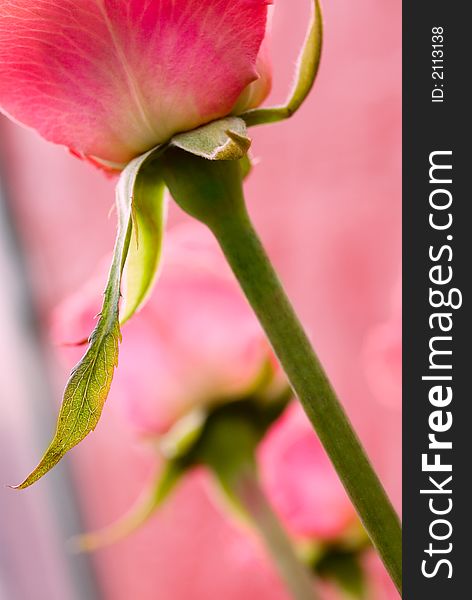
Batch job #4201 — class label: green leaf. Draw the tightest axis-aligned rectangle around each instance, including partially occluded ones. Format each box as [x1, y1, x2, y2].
[120, 168, 167, 324]
[70, 462, 183, 552]
[13, 148, 160, 489]
[170, 117, 251, 160]
[241, 0, 323, 127]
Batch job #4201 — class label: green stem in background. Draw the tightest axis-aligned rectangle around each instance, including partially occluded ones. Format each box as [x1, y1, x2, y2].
[160, 150, 402, 595]
[193, 406, 317, 600]
[233, 467, 317, 600]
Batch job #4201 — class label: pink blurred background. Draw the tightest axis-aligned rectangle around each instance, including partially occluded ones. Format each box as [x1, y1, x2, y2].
[0, 1, 401, 598]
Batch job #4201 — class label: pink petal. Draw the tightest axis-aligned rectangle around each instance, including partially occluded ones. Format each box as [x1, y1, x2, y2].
[232, 37, 272, 114]
[0, 0, 270, 165]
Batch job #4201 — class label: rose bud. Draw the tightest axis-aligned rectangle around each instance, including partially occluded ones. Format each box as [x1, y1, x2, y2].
[0, 0, 271, 169]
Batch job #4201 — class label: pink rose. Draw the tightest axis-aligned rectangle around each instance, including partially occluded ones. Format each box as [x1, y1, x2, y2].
[259, 403, 356, 540]
[0, 0, 271, 168]
[52, 223, 272, 435]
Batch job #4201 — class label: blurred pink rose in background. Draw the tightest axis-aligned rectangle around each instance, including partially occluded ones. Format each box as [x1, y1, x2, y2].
[259, 403, 356, 540]
[51, 219, 363, 599]
[0, 0, 271, 167]
[0, 0, 401, 598]
[52, 223, 273, 436]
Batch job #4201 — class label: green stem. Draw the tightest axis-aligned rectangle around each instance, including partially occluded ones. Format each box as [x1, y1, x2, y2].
[233, 467, 317, 600]
[160, 152, 402, 595]
[212, 206, 402, 594]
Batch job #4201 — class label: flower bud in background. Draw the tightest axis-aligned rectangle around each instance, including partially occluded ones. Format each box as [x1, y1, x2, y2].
[0, 0, 271, 168]
[259, 403, 356, 540]
[52, 223, 273, 436]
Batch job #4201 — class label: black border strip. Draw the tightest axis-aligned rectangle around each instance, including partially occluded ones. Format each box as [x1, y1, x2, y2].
[403, 4, 470, 597]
